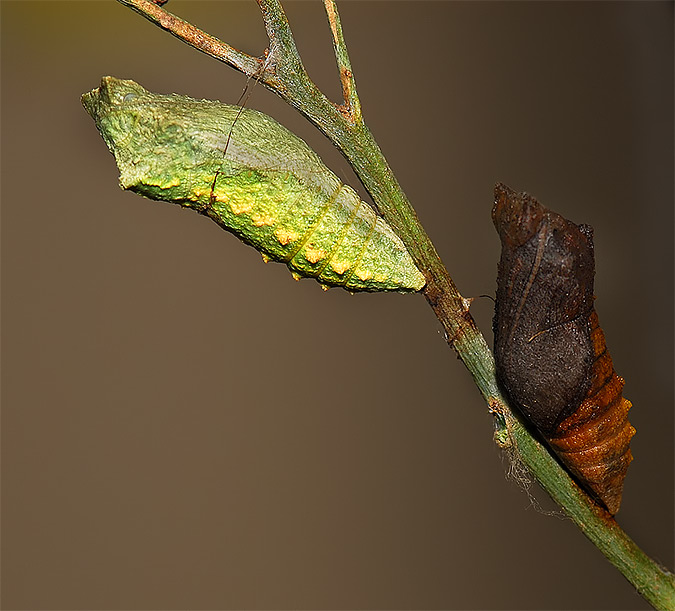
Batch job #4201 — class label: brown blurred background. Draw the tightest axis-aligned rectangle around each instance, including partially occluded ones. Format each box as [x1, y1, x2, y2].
[2, 2, 672, 609]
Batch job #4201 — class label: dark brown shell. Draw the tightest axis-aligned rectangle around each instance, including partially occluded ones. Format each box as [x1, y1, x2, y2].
[492, 183, 635, 514]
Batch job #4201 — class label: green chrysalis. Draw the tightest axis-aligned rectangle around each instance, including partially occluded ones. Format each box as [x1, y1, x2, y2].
[82, 77, 425, 292]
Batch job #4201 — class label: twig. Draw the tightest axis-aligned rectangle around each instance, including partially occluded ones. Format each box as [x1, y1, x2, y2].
[323, 0, 361, 121]
[256, 0, 298, 68]
[501, 411, 675, 610]
[114, 1, 675, 608]
[117, 0, 262, 77]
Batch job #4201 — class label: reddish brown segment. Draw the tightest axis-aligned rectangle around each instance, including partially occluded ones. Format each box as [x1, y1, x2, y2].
[548, 310, 635, 515]
[492, 183, 635, 514]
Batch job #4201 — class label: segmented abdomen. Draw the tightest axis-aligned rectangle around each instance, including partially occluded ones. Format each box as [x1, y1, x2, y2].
[548, 310, 635, 515]
[196, 163, 425, 292]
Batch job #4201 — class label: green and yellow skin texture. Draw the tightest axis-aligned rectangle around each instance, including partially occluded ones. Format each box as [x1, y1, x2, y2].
[82, 77, 425, 292]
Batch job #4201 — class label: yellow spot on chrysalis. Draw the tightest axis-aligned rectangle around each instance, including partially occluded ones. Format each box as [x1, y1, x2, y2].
[229, 199, 253, 215]
[275, 228, 299, 245]
[291, 271, 302, 282]
[320, 284, 330, 292]
[261, 253, 270, 264]
[355, 268, 373, 282]
[153, 176, 181, 188]
[251, 212, 275, 227]
[330, 260, 350, 275]
[304, 246, 327, 264]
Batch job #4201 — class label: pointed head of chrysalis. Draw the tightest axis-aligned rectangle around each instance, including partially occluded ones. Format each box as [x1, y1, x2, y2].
[492, 183, 596, 434]
[81, 76, 235, 201]
[492, 183, 634, 514]
[81, 78, 154, 182]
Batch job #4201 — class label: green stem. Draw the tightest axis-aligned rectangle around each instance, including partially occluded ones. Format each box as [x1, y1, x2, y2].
[115, 0, 675, 608]
[323, 0, 361, 120]
[503, 412, 675, 610]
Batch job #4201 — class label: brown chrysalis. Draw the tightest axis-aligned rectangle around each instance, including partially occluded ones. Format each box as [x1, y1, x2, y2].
[492, 183, 635, 515]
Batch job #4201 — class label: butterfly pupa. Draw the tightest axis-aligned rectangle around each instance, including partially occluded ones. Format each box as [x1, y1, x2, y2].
[81, 77, 425, 293]
[492, 183, 635, 515]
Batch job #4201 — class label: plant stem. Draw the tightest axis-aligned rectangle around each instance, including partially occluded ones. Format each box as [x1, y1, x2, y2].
[115, 0, 675, 608]
[323, 0, 361, 121]
[117, 0, 261, 75]
[502, 411, 675, 610]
